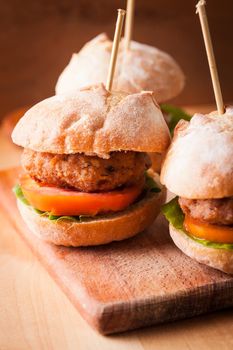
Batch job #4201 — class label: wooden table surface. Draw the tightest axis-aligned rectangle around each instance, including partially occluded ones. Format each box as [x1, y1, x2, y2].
[0, 105, 233, 350]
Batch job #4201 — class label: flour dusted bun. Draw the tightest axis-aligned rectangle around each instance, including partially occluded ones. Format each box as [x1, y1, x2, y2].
[161, 107, 233, 199]
[55, 33, 185, 103]
[17, 184, 166, 247]
[169, 224, 233, 274]
[56, 34, 111, 97]
[12, 83, 170, 156]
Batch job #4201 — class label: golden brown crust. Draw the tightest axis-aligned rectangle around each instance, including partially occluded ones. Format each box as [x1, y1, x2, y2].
[17, 186, 166, 247]
[21, 149, 149, 192]
[12, 84, 170, 156]
[178, 197, 233, 226]
[55, 33, 185, 103]
[161, 107, 233, 198]
[169, 224, 233, 275]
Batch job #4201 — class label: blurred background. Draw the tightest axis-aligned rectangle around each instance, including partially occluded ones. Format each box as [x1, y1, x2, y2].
[0, 0, 232, 118]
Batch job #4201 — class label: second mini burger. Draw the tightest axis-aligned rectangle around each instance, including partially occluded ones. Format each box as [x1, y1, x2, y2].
[161, 108, 233, 274]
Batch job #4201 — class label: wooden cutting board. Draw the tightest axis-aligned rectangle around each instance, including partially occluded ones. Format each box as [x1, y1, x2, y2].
[1, 167, 233, 335]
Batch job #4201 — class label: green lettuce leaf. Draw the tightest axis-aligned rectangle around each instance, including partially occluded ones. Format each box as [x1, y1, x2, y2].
[162, 197, 233, 251]
[145, 172, 161, 193]
[13, 184, 30, 206]
[162, 197, 184, 230]
[160, 104, 191, 135]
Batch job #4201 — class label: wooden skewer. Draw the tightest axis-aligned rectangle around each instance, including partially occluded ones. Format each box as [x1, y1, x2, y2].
[196, 0, 225, 114]
[124, 0, 135, 51]
[106, 9, 126, 91]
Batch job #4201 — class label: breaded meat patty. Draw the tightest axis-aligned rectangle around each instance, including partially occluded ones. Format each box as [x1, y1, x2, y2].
[22, 149, 151, 192]
[179, 197, 233, 226]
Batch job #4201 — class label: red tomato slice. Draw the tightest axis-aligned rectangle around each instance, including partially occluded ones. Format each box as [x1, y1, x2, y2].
[184, 215, 233, 244]
[20, 174, 143, 216]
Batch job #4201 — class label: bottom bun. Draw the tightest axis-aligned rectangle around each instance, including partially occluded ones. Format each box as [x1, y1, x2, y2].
[169, 224, 233, 274]
[17, 187, 166, 247]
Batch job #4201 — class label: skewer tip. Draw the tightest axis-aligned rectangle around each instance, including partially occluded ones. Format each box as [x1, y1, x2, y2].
[196, 0, 225, 115]
[196, 0, 206, 14]
[117, 9, 126, 16]
[105, 9, 126, 91]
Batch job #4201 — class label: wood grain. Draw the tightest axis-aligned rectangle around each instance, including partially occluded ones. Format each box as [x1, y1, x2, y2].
[1, 166, 233, 334]
[1, 204, 233, 350]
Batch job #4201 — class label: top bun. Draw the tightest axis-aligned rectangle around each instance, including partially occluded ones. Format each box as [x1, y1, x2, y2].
[161, 107, 233, 199]
[55, 33, 185, 103]
[12, 84, 170, 157]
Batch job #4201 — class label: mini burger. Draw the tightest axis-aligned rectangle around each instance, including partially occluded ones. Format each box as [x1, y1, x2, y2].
[55, 33, 187, 172]
[12, 84, 170, 247]
[55, 34, 185, 104]
[161, 108, 233, 274]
